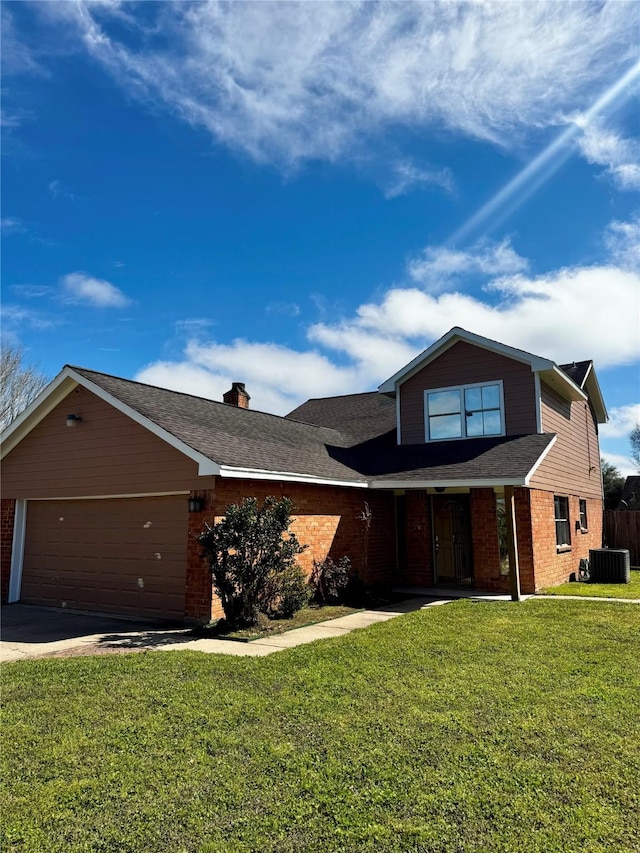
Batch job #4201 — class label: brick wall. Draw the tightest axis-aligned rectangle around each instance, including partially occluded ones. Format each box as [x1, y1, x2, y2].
[186, 480, 397, 620]
[403, 490, 432, 585]
[1, 499, 16, 602]
[529, 489, 603, 590]
[513, 488, 535, 594]
[470, 488, 509, 592]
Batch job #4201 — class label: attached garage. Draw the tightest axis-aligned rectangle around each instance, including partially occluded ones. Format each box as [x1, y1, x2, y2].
[20, 496, 187, 619]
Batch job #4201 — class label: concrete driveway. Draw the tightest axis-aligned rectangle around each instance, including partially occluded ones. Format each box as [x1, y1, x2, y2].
[1, 604, 193, 662]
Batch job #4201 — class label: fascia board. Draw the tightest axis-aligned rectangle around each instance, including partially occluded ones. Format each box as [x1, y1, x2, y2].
[369, 477, 527, 489]
[378, 327, 552, 393]
[523, 435, 558, 484]
[584, 367, 609, 424]
[218, 465, 368, 488]
[0, 371, 78, 458]
[540, 366, 588, 403]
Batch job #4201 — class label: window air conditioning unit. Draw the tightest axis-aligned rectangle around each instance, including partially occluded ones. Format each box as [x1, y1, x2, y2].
[588, 549, 631, 584]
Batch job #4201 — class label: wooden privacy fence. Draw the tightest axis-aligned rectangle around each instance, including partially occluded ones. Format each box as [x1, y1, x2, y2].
[603, 510, 640, 566]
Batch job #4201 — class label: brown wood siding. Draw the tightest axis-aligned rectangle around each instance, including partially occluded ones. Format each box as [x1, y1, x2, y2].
[1, 386, 210, 498]
[399, 341, 537, 444]
[528, 382, 602, 499]
[21, 496, 187, 618]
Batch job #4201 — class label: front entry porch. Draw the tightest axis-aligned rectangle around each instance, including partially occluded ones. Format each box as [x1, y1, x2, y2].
[394, 487, 513, 596]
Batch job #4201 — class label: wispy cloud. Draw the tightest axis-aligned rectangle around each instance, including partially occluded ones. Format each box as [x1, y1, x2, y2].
[134, 216, 639, 413]
[384, 160, 454, 199]
[42, 1, 636, 169]
[407, 238, 529, 291]
[10, 284, 52, 298]
[575, 121, 640, 190]
[1, 305, 61, 340]
[1, 217, 26, 234]
[48, 179, 76, 201]
[61, 272, 130, 307]
[265, 301, 301, 317]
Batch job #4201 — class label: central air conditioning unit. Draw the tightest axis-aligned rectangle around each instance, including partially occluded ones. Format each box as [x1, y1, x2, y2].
[588, 549, 631, 584]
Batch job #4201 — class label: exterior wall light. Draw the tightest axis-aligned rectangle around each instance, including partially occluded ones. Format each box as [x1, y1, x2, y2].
[188, 497, 204, 513]
[434, 486, 446, 493]
[66, 414, 82, 427]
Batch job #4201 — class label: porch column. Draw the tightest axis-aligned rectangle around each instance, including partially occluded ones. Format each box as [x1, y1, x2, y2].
[504, 486, 521, 602]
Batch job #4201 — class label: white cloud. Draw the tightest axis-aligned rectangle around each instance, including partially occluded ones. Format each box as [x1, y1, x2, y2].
[384, 160, 454, 199]
[600, 451, 637, 479]
[61, 272, 130, 307]
[46, 1, 636, 167]
[605, 217, 640, 270]
[408, 237, 529, 289]
[575, 121, 640, 190]
[0, 217, 25, 234]
[600, 405, 640, 440]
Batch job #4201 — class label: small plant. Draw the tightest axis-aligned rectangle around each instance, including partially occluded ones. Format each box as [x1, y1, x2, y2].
[272, 565, 311, 619]
[310, 556, 352, 605]
[197, 496, 306, 629]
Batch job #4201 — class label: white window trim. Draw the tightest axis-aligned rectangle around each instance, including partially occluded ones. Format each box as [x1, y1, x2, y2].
[423, 380, 505, 443]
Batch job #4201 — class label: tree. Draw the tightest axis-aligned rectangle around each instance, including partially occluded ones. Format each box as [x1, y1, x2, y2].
[601, 458, 625, 510]
[630, 424, 640, 473]
[0, 345, 48, 431]
[197, 496, 307, 628]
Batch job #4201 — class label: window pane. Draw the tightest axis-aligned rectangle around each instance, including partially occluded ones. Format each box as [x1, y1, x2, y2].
[428, 390, 461, 416]
[483, 411, 502, 435]
[430, 414, 462, 439]
[482, 385, 500, 409]
[464, 387, 482, 411]
[466, 411, 483, 436]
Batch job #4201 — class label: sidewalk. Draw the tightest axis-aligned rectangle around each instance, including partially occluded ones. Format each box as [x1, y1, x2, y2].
[156, 597, 454, 657]
[1, 597, 454, 662]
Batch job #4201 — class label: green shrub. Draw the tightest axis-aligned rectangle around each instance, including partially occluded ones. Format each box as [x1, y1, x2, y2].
[310, 556, 352, 605]
[272, 564, 311, 619]
[197, 496, 306, 629]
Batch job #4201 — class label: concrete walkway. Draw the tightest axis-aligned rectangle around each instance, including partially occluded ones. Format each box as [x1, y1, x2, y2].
[1, 597, 454, 662]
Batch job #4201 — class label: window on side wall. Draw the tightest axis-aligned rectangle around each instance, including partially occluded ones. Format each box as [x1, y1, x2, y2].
[579, 499, 588, 532]
[554, 495, 571, 550]
[424, 381, 504, 442]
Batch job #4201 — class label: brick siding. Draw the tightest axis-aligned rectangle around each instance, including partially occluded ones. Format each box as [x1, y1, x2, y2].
[470, 488, 509, 592]
[529, 490, 603, 590]
[186, 480, 397, 621]
[1, 499, 16, 602]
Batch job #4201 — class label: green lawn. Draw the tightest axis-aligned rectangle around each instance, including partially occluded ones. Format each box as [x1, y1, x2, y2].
[541, 568, 640, 599]
[2, 599, 639, 853]
[198, 604, 360, 640]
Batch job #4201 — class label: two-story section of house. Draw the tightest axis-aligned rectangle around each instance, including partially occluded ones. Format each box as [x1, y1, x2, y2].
[369, 327, 608, 594]
[1, 327, 607, 621]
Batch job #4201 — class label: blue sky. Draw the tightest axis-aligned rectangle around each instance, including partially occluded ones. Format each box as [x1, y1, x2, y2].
[2, 1, 639, 473]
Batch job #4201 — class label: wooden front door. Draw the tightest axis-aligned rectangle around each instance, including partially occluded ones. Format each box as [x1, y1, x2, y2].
[432, 495, 474, 587]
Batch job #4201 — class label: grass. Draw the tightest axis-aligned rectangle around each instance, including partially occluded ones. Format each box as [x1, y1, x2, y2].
[541, 567, 640, 599]
[198, 604, 360, 640]
[2, 599, 640, 853]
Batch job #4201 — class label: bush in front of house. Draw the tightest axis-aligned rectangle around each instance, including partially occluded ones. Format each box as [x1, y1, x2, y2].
[197, 496, 307, 629]
[310, 556, 352, 605]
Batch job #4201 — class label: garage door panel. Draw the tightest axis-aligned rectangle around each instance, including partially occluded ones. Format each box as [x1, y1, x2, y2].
[21, 497, 188, 618]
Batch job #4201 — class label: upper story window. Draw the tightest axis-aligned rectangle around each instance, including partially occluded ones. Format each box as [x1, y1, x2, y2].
[424, 381, 504, 441]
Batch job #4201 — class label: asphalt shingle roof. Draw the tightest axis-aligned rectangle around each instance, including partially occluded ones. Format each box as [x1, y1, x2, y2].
[559, 360, 592, 388]
[70, 366, 555, 485]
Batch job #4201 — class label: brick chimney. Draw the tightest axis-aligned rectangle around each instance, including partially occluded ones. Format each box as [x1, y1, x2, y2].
[223, 382, 250, 409]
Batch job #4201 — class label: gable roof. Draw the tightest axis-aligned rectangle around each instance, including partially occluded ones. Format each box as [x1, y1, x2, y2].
[559, 360, 608, 424]
[378, 327, 590, 409]
[1, 363, 557, 490]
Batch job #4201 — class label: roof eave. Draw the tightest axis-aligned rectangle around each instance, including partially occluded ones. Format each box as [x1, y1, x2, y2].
[378, 327, 553, 394]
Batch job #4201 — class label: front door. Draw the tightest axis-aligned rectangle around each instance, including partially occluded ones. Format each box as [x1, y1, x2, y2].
[432, 495, 474, 587]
